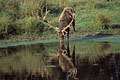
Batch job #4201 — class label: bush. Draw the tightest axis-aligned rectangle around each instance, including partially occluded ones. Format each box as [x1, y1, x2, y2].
[0, 0, 20, 39]
[0, 11, 15, 38]
[92, 12, 111, 29]
[16, 17, 48, 34]
[0, 0, 49, 39]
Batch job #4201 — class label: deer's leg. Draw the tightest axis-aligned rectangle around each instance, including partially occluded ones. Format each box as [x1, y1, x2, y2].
[60, 35, 64, 45]
[72, 41, 75, 66]
[66, 39, 70, 57]
[66, 28, 69, 43]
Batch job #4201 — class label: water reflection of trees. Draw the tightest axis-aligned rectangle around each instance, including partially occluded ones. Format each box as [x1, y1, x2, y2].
[0, 43, 55, 80]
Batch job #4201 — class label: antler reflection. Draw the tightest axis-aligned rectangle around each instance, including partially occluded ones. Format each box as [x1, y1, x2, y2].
[59, 41, 78, 80]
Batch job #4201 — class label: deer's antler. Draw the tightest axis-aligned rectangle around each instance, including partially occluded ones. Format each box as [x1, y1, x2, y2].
[43, 8, 50, 21]
[40, 7, 60, 34]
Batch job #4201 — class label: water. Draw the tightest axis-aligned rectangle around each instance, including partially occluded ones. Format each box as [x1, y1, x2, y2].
[0, 35, 120, 80]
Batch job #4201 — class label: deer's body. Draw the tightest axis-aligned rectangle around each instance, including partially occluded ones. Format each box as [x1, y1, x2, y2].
[59, 7, 75, 43]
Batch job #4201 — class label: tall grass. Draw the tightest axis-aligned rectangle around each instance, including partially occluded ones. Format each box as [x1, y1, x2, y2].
[16, 17, 48, 34]
[85, 0, 96, 11]
[19, 0, 46, 17]
[59, 0, 70, 7]
[0, 0, 48, 39]
[0, 0, 120, 39]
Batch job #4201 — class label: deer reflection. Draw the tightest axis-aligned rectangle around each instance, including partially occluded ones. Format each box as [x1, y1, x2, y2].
[59, 41, 78, 80]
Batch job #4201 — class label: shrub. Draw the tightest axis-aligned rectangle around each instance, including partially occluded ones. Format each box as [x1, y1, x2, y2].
[0, 11, 15, 38]
[16, 17, 48, 34]
[0, 0, 49, 39]
[92, 12, 111, 29]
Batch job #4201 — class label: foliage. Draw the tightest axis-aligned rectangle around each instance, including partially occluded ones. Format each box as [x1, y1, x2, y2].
[93, 12, 111, 29]
[0, 0, 48, 39]
[75, 0, 120, 31]
[19, 0, 46, 17]
[0, 0, 120, 39]
[0, 11, 16, 38]
[16, 17, 48, 34]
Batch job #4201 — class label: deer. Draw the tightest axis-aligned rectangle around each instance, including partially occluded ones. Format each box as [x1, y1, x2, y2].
[40, 7, 76, 45]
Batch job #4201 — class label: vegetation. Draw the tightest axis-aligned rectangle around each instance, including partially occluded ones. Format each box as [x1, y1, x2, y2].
[0, 0, 120, 41]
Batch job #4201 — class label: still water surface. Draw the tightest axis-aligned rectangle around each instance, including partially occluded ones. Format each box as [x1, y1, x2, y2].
[0, 35, 120, 80]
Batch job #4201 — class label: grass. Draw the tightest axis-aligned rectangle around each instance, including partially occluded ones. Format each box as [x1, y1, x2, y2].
[0, 0, 120, 42]
[74, 0, 120, 29]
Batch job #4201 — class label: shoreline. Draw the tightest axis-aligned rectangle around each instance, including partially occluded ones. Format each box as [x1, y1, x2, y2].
[0, 28, 120, 47]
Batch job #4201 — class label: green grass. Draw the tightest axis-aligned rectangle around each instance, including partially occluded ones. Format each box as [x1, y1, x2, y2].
[74, 0, 120, 30]
[0, 0, 120, 40]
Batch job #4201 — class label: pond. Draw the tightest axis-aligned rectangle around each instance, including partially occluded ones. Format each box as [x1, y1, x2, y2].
[0, 35, 120, 80]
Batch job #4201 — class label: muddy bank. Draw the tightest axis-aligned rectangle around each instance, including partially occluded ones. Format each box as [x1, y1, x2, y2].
[0, 29, 120, 45]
